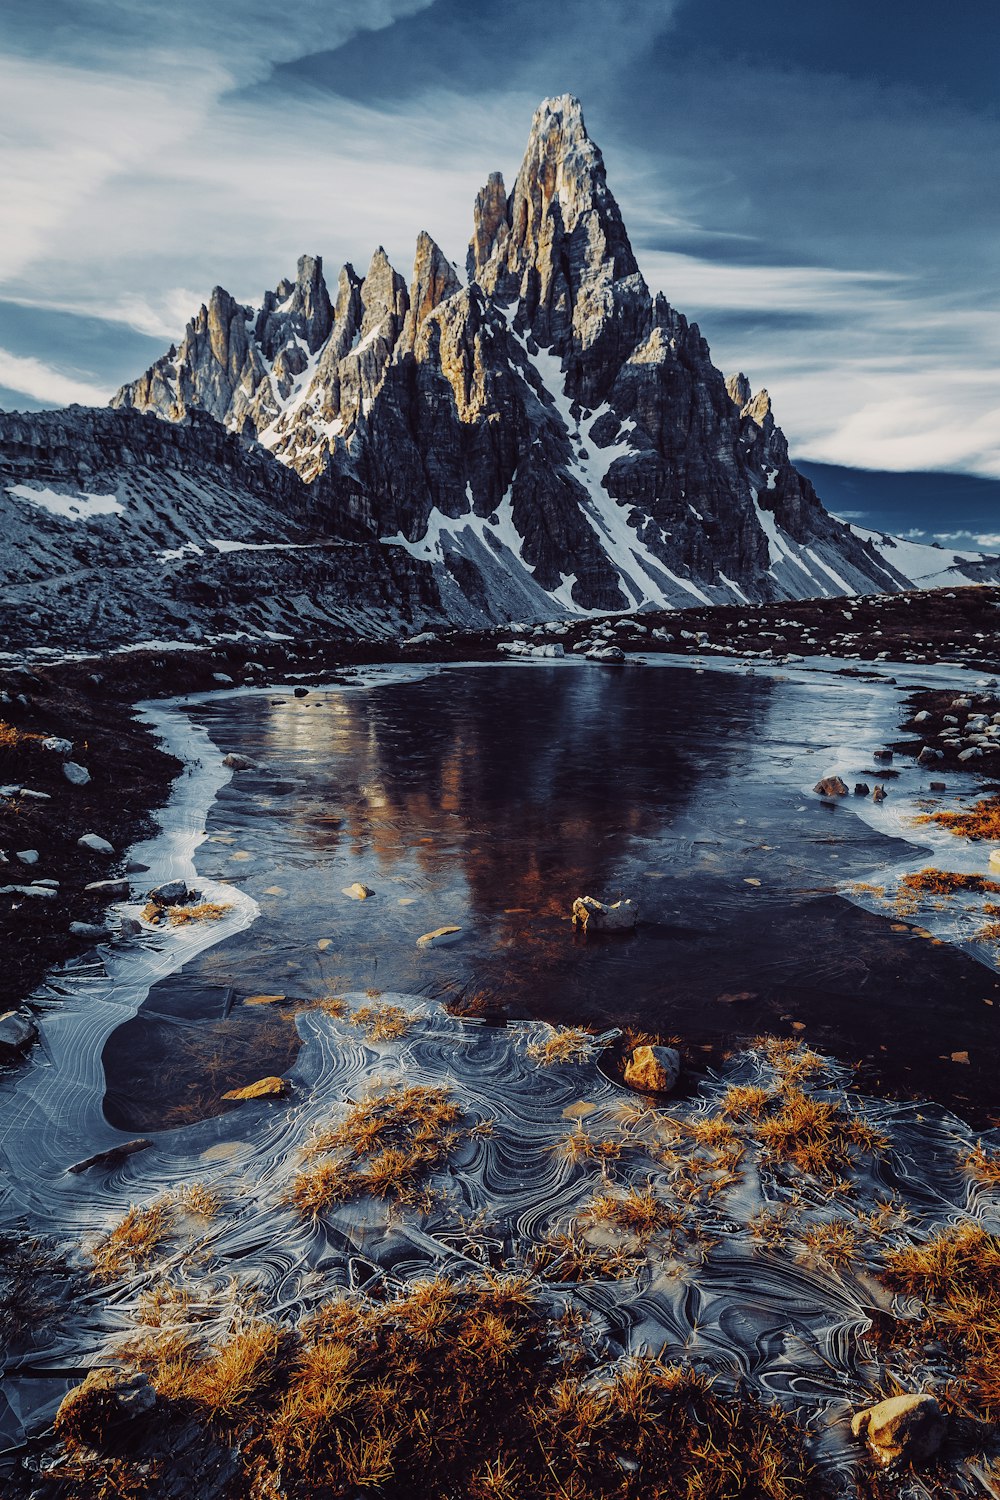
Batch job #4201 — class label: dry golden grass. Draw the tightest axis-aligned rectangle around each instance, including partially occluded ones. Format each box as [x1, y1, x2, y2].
[90, 1201, 173, 1282]
[112, 1274, 826, 1499]
[962, 1142, 1000, 1185]
[167, 901, 232, 926]
[349, 1001, 411, 1041]
[720, 1084, 774, 1120]
[755, 1088, 888, 1179]
[587, 1186, 672, 1244]
[289, 1085, 465, 1215]
[528, 1232, 642, 1283]
[881, 1223, 1000, 1417]
[914, 797, 1000, 841]
[898, 867, 1000, 895]
[0, 721, 42, 751]
[748, 1207, 794, 1249]
[751, 1037, 827, 1084]
[173, 1183, 222, 1219]
[798, 1219, 858, 1268]
[555, 1128, 622, 1166]
[975, 921, 1000, 943]
[526, 1026, 597, 1065]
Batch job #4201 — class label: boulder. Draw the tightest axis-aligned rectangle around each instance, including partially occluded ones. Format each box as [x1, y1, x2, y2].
[63, 761, 91, 786]
[814, 776, 848, 797]
[67, 1138, 153, 1174]
[0, 884, 56, 899]
[78, 833, 114, 855]
[0, 1009, 38, 1060]
[917, 746, 943, 766]
[572, 896, 639, 932]
[624, 1044, 681, 1094]
[54, 1369, 157, 1448]
[851, 1393, 945, 1467]
[146, 879, 189, 907]
[872, 785, 888, 803]
[293, 686, 309, 698]
[42, 736, 73, 754]
[343, 882, 374, 900]
[929, 781, 946, 792]
[222, 1076, 290, 1101]
[223, 752, 257, 770]
[854, 783, 870, 797]
[15, 849, 39, 864]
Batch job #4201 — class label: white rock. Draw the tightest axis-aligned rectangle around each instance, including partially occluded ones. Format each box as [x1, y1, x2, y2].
[15, 849, 39, 865]
[78, 833, 114, 855]
[63, 762, 91, 786]
[0, 884, 56, 899]
[42, 736, 73, 755]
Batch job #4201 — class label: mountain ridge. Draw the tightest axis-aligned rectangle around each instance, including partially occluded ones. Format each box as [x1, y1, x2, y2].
[112, 94, 924, 616]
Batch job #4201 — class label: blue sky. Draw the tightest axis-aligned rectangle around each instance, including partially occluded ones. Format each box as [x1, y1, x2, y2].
[1, 0, 998, 501]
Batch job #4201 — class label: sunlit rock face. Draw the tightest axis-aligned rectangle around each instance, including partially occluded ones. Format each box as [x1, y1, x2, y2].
[113, 95, 909, 616]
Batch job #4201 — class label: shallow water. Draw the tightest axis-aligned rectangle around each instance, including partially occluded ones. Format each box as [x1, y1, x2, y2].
[105, 663, 1000, 1125]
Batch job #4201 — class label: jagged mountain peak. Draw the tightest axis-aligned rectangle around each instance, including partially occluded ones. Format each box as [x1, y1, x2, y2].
[110, 94, 913, 619]
[472, 92, 641, 351]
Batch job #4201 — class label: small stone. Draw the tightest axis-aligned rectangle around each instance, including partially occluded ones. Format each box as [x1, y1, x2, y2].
[872, 785, 887, 803]
[572, 895, 639, 932]
[293, 686, 309, 698]
[916, 746, 942, 766]
[84, 879, 129, 899]
[212, 672, 234, 685]
[851, 1393, 945, 1467]
[0, 1010, 38, 1060]
[929, 781, 946, 792]
[854, 783, 870, 797]
[70, 921, 107, 940]
[146, 880, 189, 907]
[624, 1044, 681, 1094]
[223, 753, 257, 770]
[15, 848, 39, 865]
[873, 749, 893, 763]
[417, 926, 463, 947]
[63, 761, 91, 786]
[67, 1138, 153, 1173]
[42, 736, 73, 754]
[813, 776, 848, 797]
[78, 833, 114, 855]
[343, 882, 375, 900]
[222, 1076, 289, 1101]
[0, 883, 56, 898]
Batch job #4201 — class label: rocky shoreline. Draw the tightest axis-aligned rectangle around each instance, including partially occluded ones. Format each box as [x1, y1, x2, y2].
[5, 584, 1000, 1060]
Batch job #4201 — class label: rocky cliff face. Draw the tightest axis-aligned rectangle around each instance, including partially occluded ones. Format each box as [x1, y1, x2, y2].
[112, 95, 911, 614]
[0, 407, 444, 651]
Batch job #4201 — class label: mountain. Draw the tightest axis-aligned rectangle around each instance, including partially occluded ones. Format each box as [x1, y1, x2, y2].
[0, 406, 443, 651]
[111, 95, 926, 617]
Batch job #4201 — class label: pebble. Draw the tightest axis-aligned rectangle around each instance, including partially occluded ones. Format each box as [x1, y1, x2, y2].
[63, 762, 91, 786]
[78, 833, 114, 855]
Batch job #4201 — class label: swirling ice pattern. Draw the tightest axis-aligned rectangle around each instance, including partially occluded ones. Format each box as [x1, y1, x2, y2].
[0, 687, 998, 1499]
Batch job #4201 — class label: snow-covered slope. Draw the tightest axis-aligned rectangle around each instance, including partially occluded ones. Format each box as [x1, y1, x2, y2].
[845, 523, 1000, 590]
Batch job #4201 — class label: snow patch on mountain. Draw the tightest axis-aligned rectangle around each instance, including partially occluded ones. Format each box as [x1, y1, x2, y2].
[7, 484, 125, 521]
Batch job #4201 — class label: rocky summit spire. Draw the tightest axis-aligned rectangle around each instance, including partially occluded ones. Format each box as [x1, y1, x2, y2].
[400, 231, 461, 353]
[473, 95, 640, 341]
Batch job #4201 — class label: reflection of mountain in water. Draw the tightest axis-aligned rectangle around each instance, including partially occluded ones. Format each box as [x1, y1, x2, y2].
[289, 667, 750, 920]
[104, 667, 1000, 1127]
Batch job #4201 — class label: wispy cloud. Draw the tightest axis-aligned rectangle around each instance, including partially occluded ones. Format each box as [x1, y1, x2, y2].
[0, 347, 111, 406]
